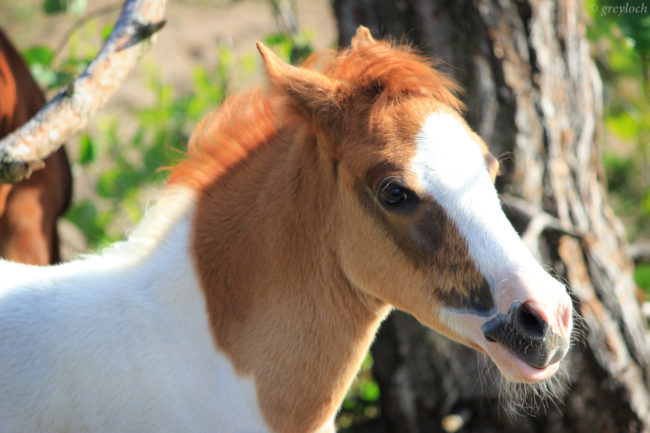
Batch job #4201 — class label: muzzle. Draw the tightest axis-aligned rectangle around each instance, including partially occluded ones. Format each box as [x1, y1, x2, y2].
[481, 301, 569, 369]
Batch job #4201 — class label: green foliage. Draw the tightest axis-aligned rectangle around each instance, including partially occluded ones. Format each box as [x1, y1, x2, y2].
[606, 109, 643, 140]
[21, 45, 61, 88]
[264, 31, 313, 65]
[22, 22, 100, 89]
[337, 354, 381, 431]
[22, 45, 55, 66]
[43, 0, 87, 15]
[586, 0, 650, 241]
[19, 4, 322, 249]
[64, 200, 113, 246]
[62, 51, 236, 248]
[77, 133, 97, 166]
[616, 2, 650, 71]
[602, 152, 650, 241]
[586, 1, 650, 301]
[635, 264, 650, 294]
[49, 18, 321, 249]
[587, 0, 650, 59]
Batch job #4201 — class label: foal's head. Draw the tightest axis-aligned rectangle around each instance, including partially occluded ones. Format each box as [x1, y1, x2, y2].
[257, 28, 573, 386]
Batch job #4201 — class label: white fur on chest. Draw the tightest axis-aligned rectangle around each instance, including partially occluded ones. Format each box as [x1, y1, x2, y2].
[0, 188, 271, 433]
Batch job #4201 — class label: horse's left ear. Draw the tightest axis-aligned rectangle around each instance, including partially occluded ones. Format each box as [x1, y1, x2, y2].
[256, 42, 344, 120]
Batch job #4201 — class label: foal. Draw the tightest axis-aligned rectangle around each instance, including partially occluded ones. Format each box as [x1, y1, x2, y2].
[0, 27, 572, 433]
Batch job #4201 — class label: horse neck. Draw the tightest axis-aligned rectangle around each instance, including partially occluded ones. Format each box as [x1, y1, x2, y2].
[190, 125, 391, 432]
[80, 188, 205, 324]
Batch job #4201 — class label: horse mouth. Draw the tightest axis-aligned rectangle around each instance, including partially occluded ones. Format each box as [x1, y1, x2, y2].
[480, 301, 569, 378]
[485, 340, 562, 383]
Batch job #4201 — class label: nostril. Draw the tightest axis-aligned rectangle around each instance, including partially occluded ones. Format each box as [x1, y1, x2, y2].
[513, 302, 548, 340]
[483, 301, 569, 369]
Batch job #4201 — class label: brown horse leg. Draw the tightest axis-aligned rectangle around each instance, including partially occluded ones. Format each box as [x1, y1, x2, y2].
[0, 186, 50, 265]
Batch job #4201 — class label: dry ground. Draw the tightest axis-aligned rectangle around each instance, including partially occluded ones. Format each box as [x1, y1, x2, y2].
[1, 0, 336, 102]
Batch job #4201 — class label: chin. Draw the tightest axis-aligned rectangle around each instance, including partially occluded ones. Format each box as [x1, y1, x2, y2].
[484, 352, 571, 417]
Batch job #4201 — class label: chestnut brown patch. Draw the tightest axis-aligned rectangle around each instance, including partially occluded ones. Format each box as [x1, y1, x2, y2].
[354, 179, 494, 313]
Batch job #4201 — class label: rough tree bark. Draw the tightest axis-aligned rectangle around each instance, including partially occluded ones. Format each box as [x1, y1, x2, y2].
[333, 1, 650, 432]
[0, 0, 167, 184]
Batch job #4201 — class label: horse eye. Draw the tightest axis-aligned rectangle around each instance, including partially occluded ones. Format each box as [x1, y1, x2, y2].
[378, 179, 413, 207]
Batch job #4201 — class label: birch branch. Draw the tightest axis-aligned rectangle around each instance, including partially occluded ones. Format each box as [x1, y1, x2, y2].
[0, 0, 167, 184]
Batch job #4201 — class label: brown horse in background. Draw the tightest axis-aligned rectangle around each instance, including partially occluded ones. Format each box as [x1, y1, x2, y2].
[0, 28, 72, 264]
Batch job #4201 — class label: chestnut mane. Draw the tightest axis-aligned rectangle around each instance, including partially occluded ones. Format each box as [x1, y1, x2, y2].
[168, 41, 462, 190]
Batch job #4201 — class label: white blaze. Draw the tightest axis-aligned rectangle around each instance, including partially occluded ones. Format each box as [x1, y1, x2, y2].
[412, 110, 537, 281]
[412, 110, 573, 383]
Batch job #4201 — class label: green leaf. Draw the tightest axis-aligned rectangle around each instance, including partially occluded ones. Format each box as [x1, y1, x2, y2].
[617, 2, 650, 55]
[68, 0, 86, 15]
[360, 353, 374, 371]
[642, 190, 650, 215]
[129, 129, 145, 149]
[28, 64, 59, 88]
[22, 46, 54, 67]
[216, 45, 234, 82]
[634, 264, 650, 293]
[124, 197, 143, 224]
[101, 23, 114, 41]
[78, 133, 97, 165]
[603, 153, 638, 192]
[264, 33, 291, 46]
[290, 44, 312, 65]
[43, 0, 68, 14]
[144, 134, 172, 173]
[240, 53, 257, 75]
[608, 42, 643, 75]
[43, 0, 86, 15]
[96, 167, 142, 198]
[360, 380, 380, 402]
[605, 110, 641, 140]
[63, 200, 108, 247]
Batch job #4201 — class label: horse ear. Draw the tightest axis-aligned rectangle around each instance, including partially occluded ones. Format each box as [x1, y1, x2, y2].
[350, 26, 376, 49]
[256, 42, 342, 120]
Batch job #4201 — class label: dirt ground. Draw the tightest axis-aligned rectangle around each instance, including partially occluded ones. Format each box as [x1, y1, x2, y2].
[1, 0, 336, 104]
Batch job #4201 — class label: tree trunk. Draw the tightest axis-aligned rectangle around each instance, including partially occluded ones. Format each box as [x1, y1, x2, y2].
[333, 1, 650, 432]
